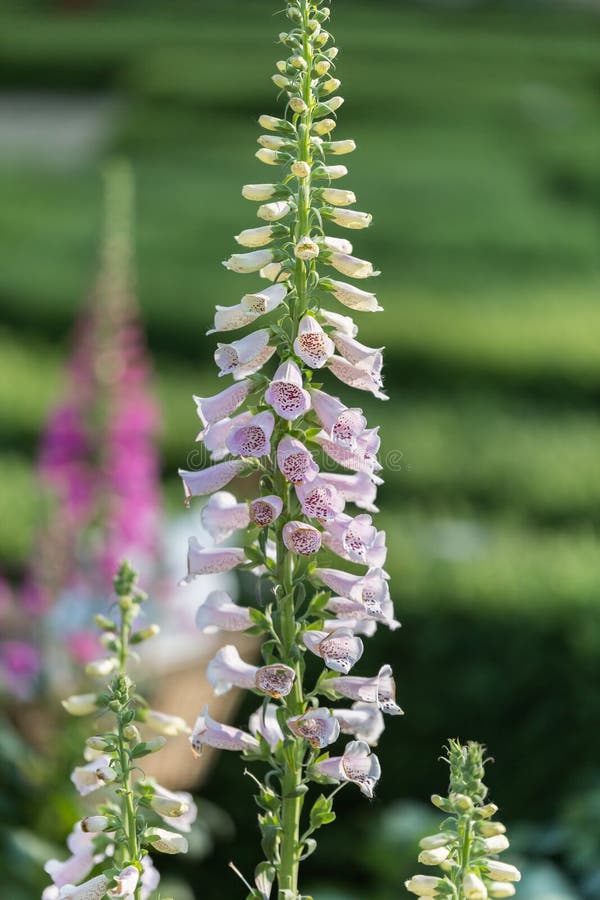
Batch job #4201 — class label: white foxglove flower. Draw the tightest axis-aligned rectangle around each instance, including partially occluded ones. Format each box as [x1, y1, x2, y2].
[242, 183, 280, 201]
[200, 489, 250, 542]
[320, 307, 358, 336]
[332, 331, 383, 366]
[190, 707, 260, 756]
[215, 329, 276, 379]
[223, 249, 276, 273]
[58, 876, 110, 900]
[108, 866, 140, 898]
[207, 644, 295, 698]
[181, 537, 246, 582]
[315, 740, 381, 798]
[258, 114, 292, 132]
[326, 207, 372, 229]
[418, 846, 451, 865]
[323, 139, 356, 154]
[194, 380, 253, 426]
[310, 388, 366, 448]
[293, 315, 335, 368]
[196, 590, 252, 634]
[333, 702, 385, 746]
[325, 252, 380, 279]
[44, 831, 95, 889]
[249, 703, 285, 750]
[235, 225, 280, 247]
[264, 360, 311, 420]
[320, 471, 379, 513]
[226, 410, 275, 457]
[241, 282, 288, 314]
[287, 708, 340, 749]
[70, 756, 116, 797]
[462, 873, 488, 899]
[315, 163, 348, 180]
[404, 875, 443, 897]
[255, 664, 297, 698]
[277, 435, 319, 484]
[289, 97, 308, 114]
[319, 187, 356, 206]
[146, 828, 188, 855]
[178, 460, 247, 503]
[487, 884, 516, 898]
[61, 694, 99, 716]
[484, 861, 521, 883]
[256, 148, 287, 166]
[295, 234, 320, 260]
[328, 354, 387, 400]
[291, 160, 311, 178]
[322, 512, 387, 567]
[257, 200, 292, 221]
[323, 278, 382, 311]
[249, 494, 284, 526]
[142, 709, 190, 736]
[295, 478, 344, 522]
[323, 96, 344, 112]
[80, 816, 109, 833]
[303, 628, 363, 673]
[484, 834, 510, 854]
[315, 428, 383, 482]
[257, 134, 290, 150]
[207, 303, 258, 333]
[328, 664, 402, 715]
[324, 616, 377, 638]
[320, 235, 353, 254]
[197, 415, 249, 461]
[283, 520, 322, 556]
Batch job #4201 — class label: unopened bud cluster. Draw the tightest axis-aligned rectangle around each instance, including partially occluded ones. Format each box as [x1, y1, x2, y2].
[405, 740, 521, 899]
[42, 562, 193, 900]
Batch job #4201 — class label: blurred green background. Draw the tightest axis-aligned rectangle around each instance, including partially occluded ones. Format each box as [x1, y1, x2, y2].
[1, 0, 599, 897]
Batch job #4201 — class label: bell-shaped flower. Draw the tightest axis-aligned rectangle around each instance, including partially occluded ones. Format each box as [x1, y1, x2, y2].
[323, 616, 377, 638]
[283, 521, 322, 556]
[484, 861, 521, 884]
[310, 388, 367, 448]
[57, 875, 110, 899]
[295, 235, 320, 260]
[194, 380, 253, 427]
[303, 627, 363, 673]
[207, 303, 258, 334]
[315, 566, 389, 605]
[195, 590, 252, 634]
[242, 183, 280, 201]
[249, 703, 285, 750]
[295, 478, 344, 523]
[257, 200, 292, 221]
[322, 278, 382, 312]
[61, 694, 100, 716]
[226, 410, 275, 458]
[258, 134, 291, 151]
[462, 874, 488, 899]
[322, 513, 387, 567]
[328, 355, 388, 400]
[258, 114, 292, 132]
[333, 701, 385, 746]
[223, 249, 277, 274]
[70, 755, 116, 796]
[320, 471, 379, 513]
[214, 329, 275, 379]
[153, 790, 197, 833]
[190, 706, 260, 756]
[179, 461, 247, 505]
[265, 360, 311, 421]
[323, 139, 356, 155]
[332, 331, 384, 367]
[325, 590, 399, 632]
[235, 225, 281, 247]
[139, 857, 160, 900]
[319, 187, 356, 207]
[314, 740, 381, 798]
[180, 537, 246, 583]
[197, 413, 251, 461]
[404, 875, 443, 897]
[200, 491, 250, 542]
[142, 709, 190, 736]
[241, 282, 288, 315]
[325, 252, 380, 279]
[255, 663, 296, 698]
[320, 308, 358, 337]
[108, 866, 139, 898]
[291, 162, 311, 180]
[287, 707, 340, 749]
[325, 208, 372, 229]
[327, 664, 402, 715]
[318, 164, 348, 180]
[486, 884, 516, 898]
[146, 828, 188, 855]
[277, 435, 319, 484]
[256, 147, 288, 166]
[249, 494, 284, 527]
[207, 644, 259, 694]
[44, 827, 96, 888]
[320, 235, 353, 255]
[293, 315, 335, 368]
[315, 428, 382, 482]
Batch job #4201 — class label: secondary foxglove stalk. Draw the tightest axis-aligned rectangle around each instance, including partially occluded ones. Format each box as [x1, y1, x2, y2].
[180, 2, 400, 897]
[405, 740, 521, 899]
[42, 563, 192, 900]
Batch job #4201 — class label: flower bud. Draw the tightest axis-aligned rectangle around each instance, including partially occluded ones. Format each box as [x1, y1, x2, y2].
[151, 794, 190, 818]
[291, 160, 311, 178]
[275, 60, 288, 73]
[314, 30, 330, 47]
[487, 884, 516, 898]
[312, 118, 336, 135]
[290, 97, 308, 114]
[146, 827, 189, 855]
[81, 815, 110, 833]
[324, 139, 356, 155]
[85, 658, 118, 678]
[130, 624, 160, 644]
[256, 148, 286, 166]
[272, 74, 289, 89]
[430, 794, 453, 813]
[62, 693, 99, 716]
[325, 96, 344, 112]
[476, 803, 499, 819]
[419, 832, 454, 850]
[86, 735, 112, 751]
[258, 134, 290, 150]
[484, 861, 521, 883]
[404, 875, 442, 896]
[290, 55, 306, 70]
[418, 846, 450, 866]
[123, 724, 141, 742]
[478, 821, 506, 837]
[320, 78, 341, 96]
[451, 792, 473, 812]
[93, 614, 117, 631]
[315, 59, 331, 76]
[258, 114, 294, 133]
[463, 873, 488, 899]
[483, 834, 509, 854]
[295, 235, 320, 260]
[142, 709, 190, 736]
[326, 47, 339, 60]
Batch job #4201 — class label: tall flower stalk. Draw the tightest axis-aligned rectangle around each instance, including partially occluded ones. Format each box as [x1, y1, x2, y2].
[179, 2, 400, 896]
[43, 563, 192, 900]
[405, 741, 521, 899]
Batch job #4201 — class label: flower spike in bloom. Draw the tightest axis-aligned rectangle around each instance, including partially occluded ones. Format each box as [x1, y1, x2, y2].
[264, 360, 311, 420]
[315, 740, 381, 798]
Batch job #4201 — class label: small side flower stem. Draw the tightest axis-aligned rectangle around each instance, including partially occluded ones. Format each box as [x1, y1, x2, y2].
[116, 593, 142, 900]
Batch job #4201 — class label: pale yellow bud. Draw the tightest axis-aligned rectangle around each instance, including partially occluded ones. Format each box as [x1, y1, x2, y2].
[478, 821, 506, 837]
[290, 55, 306, 70]
[291, 160, 311, 178]
[451, 792, 473, 811]
[312, 118, 336, 135]
[272, 74, 289, 89]
[85, 657, 118, 678]
[256, 148, 282, 166]
[483, 835, 509, 854]
[62, 693, 99, 716]
[404, 875, 442, 896]
[484, 861, 521, 883]
[463, 873, 488, 899]
[418, 846, 450, 866]
[488, 883, 516, 898]
[290, 97, 308, 114]
[477, 803, 499, 819]
[315, 60, 331, 76]
[295, 235, 320, 260]
[275, 60, 287, 73]
[326, 47, 339, 59]
[419, 832, 454, 850]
